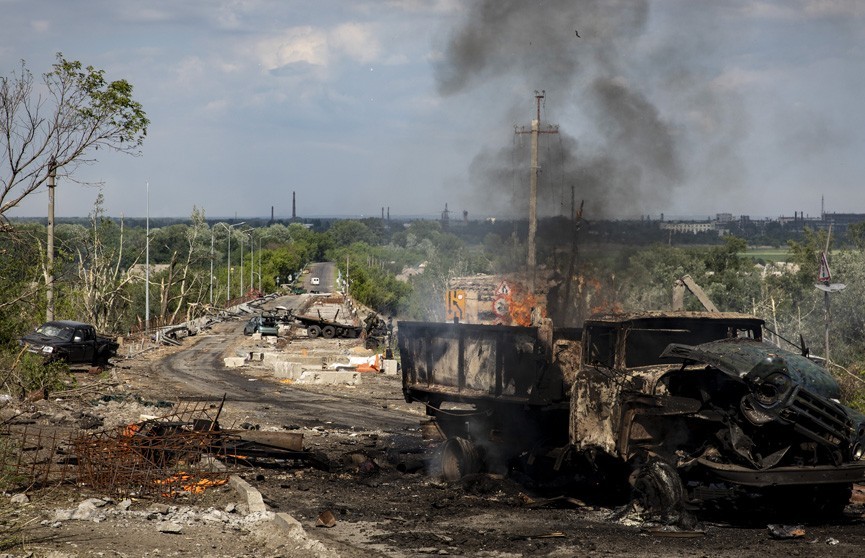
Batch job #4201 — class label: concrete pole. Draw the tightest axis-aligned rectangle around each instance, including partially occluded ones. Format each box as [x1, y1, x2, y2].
[528, 116, 539, 292]
[227, 231, 231, 303]
[46, 161, 56, 322]
[249, 231, 254, 293]
[240, 235, 244, 296]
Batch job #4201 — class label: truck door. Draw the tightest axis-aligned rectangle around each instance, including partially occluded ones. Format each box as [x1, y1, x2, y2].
[570, 324, 623, 455]
[75, 327, 96, 364]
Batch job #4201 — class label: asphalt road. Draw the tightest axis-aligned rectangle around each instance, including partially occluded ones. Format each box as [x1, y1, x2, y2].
[306, 261, 337, 293]
[148, 320, 415, 433]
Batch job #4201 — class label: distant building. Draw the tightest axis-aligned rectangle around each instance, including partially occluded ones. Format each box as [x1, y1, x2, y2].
[660, 221, 716, 234]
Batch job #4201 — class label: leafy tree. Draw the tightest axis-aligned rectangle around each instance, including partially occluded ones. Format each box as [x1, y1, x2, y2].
[0, 53, 148, 219]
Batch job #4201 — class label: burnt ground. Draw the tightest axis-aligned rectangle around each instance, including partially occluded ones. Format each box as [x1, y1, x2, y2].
[5, 301, 865, 557]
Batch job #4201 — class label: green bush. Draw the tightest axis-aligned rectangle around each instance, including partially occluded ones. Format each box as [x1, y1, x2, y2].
[0, 349, 71, 398]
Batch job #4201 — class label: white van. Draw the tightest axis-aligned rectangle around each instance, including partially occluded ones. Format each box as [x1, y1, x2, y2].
[310, 277, 320, 285]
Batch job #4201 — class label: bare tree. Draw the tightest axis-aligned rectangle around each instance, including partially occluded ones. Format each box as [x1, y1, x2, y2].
[0, 53, 148, 219]
[157, 208, 210, 324]
[74, 194, 139, 332]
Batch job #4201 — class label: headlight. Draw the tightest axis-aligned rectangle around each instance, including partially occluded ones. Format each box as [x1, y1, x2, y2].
[42, 346, 53, 354]
[753, 372, 793, 406]
[852, 442, 864, 461]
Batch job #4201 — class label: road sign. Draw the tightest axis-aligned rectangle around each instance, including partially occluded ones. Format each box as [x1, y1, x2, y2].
[446, 290, 466, 323]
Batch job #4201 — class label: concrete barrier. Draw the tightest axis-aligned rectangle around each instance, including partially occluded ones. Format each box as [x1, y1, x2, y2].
[224, 356, 246, 368]
[382, 359, 399, 375]
[296, 370, 360, 386]
[272, 361, 304, 379]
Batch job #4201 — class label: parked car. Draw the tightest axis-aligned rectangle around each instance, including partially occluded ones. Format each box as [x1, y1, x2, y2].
[20, 320, 118, 366]
[243, 315, 279, 336]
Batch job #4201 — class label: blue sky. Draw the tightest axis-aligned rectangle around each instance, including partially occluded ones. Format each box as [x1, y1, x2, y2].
[2, 0, 864, 220]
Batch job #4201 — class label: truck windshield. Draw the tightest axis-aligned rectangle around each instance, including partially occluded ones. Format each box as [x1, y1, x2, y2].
[36, 324, 74, 341]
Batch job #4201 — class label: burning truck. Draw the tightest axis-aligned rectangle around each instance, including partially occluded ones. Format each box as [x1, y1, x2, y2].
[397, 311, 865, 517]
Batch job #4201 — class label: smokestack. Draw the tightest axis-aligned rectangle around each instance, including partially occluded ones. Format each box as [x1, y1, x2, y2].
[387, 206, 390, 221]
[271, 205, 274, 223]
[292, 191, 296, 220]
[382, 206, 385, 220]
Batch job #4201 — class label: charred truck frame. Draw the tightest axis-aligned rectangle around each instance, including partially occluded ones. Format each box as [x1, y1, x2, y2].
[398, 312, 865, 515]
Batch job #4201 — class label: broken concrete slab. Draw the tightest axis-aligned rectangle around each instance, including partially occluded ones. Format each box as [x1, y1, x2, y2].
[229, 475, 268, 514]
[224, 356, 247, 368]
[296, 370, 360, 386]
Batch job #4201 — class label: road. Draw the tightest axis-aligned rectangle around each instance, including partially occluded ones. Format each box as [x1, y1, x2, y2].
[306, 261, 337, 293]
[148, 321, 415, 433]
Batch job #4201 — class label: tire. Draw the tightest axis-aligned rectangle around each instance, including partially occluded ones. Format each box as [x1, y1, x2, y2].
[308, 325, 321, 338]
[440, 437, 483, 482]
[322, 325, 336, 339]
[632, 460, 685, 517]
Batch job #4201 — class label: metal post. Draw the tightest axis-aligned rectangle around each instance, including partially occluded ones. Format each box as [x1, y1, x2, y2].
[145, 182, 150, 332]
[240, 234, 244, 297]
[227, 230, 231, 303]
[249, 231, 254, 293]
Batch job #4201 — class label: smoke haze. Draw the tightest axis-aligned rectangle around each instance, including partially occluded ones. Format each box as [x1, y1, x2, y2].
[436, 0, 741, 218]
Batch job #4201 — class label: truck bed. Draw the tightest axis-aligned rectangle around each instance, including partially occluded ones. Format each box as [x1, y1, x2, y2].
[398, 321, 580, 407]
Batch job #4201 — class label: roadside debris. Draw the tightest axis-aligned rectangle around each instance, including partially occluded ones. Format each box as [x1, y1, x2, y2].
[767, 524, 806, 540]
[317, 509, 337, 528]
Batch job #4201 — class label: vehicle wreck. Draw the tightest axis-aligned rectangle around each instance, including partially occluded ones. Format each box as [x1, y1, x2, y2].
[398, 311, 865, 517]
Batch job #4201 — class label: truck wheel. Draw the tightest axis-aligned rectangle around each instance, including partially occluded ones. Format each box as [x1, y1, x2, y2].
[322, 325, 336, 339]
[632, 460, 685, 518]
[308, 325, 321, 338]
[441, 437, 482, 482]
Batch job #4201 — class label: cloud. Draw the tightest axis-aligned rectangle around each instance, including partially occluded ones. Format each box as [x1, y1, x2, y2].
[30, 19, 50, 33]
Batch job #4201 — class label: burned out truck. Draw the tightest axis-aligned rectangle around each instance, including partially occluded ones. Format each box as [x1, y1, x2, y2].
[397, 312, 865, 516]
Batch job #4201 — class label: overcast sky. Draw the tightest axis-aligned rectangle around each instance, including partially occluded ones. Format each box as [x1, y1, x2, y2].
[2, 0, 864, 220]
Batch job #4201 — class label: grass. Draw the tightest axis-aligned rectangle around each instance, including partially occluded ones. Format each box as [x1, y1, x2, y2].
[742, 247, 789, 262]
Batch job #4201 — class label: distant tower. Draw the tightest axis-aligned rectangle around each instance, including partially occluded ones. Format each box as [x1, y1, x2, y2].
[463, 210, 468, 224]
[441, 203, 450, 228]
[381, 206, 385, 220]
[270, 205, 274, 225]
[292, 191, 297, 220]
[821, 195, 825, 221]
[387, 206, 390, 221]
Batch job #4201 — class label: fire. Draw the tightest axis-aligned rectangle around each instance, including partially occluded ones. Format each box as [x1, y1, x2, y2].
[498, 281, 544, 326]
[155, 471, 228, 495]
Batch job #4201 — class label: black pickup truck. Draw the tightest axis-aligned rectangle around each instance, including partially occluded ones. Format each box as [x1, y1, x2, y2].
[20, 320, 119, 366]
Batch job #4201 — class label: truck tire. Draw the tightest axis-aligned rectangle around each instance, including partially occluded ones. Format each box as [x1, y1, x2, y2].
[632, 460, 685, 518]
[441, 437, 482, 482]
[308, 325, 321, 338]
[322, 325, 336, 339]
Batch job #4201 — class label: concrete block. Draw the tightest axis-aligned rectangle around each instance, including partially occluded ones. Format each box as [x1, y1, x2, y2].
[228, 475, 267, 514]
[251, 332, 262, 341]
[272, 361, 304, 380]
[382, 359, 399, 375]
[224, 356, 246, 368]
[296, 370, 360, 386]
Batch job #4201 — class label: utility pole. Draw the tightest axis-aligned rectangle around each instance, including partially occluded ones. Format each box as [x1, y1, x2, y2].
[45, 160, 56, 322]
[515, 91, 558, 292]
[145, 182, 150, 332]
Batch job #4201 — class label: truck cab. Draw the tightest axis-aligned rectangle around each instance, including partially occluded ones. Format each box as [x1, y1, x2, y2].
[21, 320, 118, 366]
